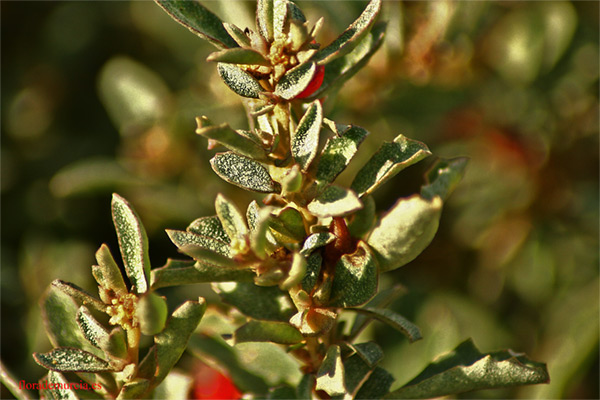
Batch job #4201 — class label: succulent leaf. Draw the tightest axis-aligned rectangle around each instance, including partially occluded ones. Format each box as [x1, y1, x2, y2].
[211, 152, 280, 193]
[307, 185, 362, 218]
[217, 63, 264, 98]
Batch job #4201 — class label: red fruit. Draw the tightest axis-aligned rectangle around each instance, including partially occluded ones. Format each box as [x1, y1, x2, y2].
[295, 65, 325, 99]
[192, 364, 242, 400]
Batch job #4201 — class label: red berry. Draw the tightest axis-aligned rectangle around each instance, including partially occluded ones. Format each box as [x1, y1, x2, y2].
[192, 364, 242, 400]
[295, 65, 325, 99]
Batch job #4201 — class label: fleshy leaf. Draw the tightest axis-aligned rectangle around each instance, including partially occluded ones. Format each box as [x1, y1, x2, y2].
[315, 124, 368, 185]
[355, 366, 395, 399]
[153, 371, 193, 400]
[248, 202, 275, 259]
[351, 134, 431, 197]
[151, 259, 254, 289]
[33, 348, 112, 372]
[386, 339, 550, 399]
[207, 48, 270, 66]
[346, 307, 421, 343]
[51, 280, 105, 313]
[421, 157, 468, 201]
[291, 100, 322, 170]
[341, 353, 373, 397]
[214, 282, 295, 322]
[111, 193, 150, 294]
[117, 379, 150, 400]
[308, 22, 385, 101]
[76, 306, 109, 349]
[316, 345, 345, 396]
[274, 62, 317, 100]
[217, 63, 264, 99]
[223, 22, 252, 47]
[187, 215, 230, 243]
[166, 229, 231, 257]
[307, 185, 362, 218]
[301, 252, 322, 293]
[329, 241, 378, 307]
[211, 152, 279, 193]
[136, 292, 168, 336]
[102, 327, 128, 361]
[314, 0, 382, 64]
[92, 244, 127, 296]
[269, 385, 297, 400]
[139, 299, 206, 388]
[300, 232, 335, 256]
[350, 342, 384, 368]
[178, 245, 237, 268]
[44, 371, 78, 400]
[196, 118, 267, 160]
[269, 206, 306, 243]
[280, 252, 307, 290]
[215, 194, 249, 245]
[367, 195, 442, 272]
[347, 195, 376, 238]
[234, 321, 303, 345]
[348, 285, 405, 340]
[256, 0, 274, 42]
[297, 374, 315, 399]
[154, 0, 238, 49]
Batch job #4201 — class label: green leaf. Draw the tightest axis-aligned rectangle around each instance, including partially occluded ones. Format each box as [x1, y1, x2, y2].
[367, 195, 442, 272]
[340, 352, 373, 397]
[316, 345, 345, 396]
[269, 206, 306, 243]
[351, 134, 431, 197]
[152, 371, 193, 400]
[350, 342, 384, 368]
[214, 282, 295, 322]
[347, 195, 376, 238]
[329, 241, 378, 307]
[269, 385, 298, 399]
[33, 348, 112, 372]
[386, 339, 550, 399]
[187, 215, 230, 243]
[346, 307, 421, 343]
[316, 124, 368, 185]
[41, 284, 103, 356]
[151, 259, 254, 289]
[141, 299, 207, 388]
[178, 245, 237, 268]
[102, 327, 128, 361]
[348, 284, 405, 340]
[188, 334, 269, 395]
[92, 244, 127, 297]
[211, 152, 280, 193]
[76, 306, 108, 349]
[355, 367, 395, 399]
[207, 47, 270, 66]
[280, 252, 307, 290]
[275, 62, 317, 100]
[111, 193, 150, 294]
[421, 157, 468, 201]
[51, 280, 106, 313]
[166, 229, 231, 257]
[307, 185, 362, 218]
[215, 194, 249, 245]
[223, 22, 252, 47]
[248, 202, 275, 258]
[154, 0, 238, 49]
[300, 232, 335, 256]
[301, 252, 322, 293]
[196, 118, 267, 160]
[291, 100, 322, 170]
[315, 0, 382, 64]
[217, 63, 264, 99]
[256, 0, 274, 42]
[235, 321, 303, 345]
[308, 22, 385, 101]
[44, 371, 79, 400]
[136, 292, 168, 336]
[297, 374, 315, 399]
[117, 379, 150, 400]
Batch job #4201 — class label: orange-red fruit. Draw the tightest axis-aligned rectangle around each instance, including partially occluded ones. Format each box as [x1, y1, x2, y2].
[192, 365, 242, 400]
[295, 65, 325, 99]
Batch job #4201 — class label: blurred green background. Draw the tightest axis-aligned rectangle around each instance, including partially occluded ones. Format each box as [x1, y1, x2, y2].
[2, 1, 598, 398]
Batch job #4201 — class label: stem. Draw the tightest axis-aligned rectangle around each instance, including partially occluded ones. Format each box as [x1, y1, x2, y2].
[126, 326, 141, 365]
[0, 360, 32, 400]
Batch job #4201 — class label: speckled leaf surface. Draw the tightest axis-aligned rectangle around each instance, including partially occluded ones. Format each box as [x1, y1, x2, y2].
[154, 0, 238, 49]
[421, 157, 468, 201]
[234, 320, 303, 345]
[291, 100, 322, 170]
[151, 259, 254, 289]
[187, 215, 231, 243]
[316, 345, 345, 396]
[346, 307, 421, 343]
[51, 280, 105, 313]
[315, 124, 368, 185]
[275, 62, 317, 100]
[269, 207, 306, 243]
[207, 47, 270, 66]
[196, 119, 267, 160]
[339, 353, 392, 399]
[351, 135, 431, 197]
[301, 252, 323, 293]
[386, 339, 550, 399]
[354, 366, 395, 399]
[166, 229, 231, 257]
[111, 193, 150, 294]
[34, 348, 112, 372]
[44, 371, 79, 400]
[214, 282, 295, 322]
[256, 0, 274, 42]
[76, 306, 108, 349]
[215, 193, 249, 243]
[300, 232, 335, 256]
[350, 342, 384, 368]
[307, 185, 362, 217]
[367, 194, 442, 272]
[211, 152, 279, 193]
[217, 63, 264, 99]
[314, 0, 381, 64]
[329, 241, 378, 307]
